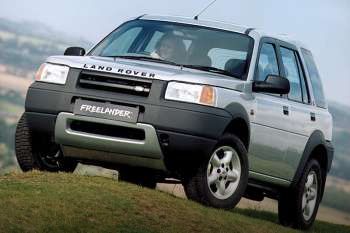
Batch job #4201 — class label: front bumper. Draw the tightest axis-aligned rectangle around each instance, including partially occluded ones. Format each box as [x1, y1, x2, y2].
[55, 112, 166, 170]
[25, 78, 232, 171]
[25, 85, 231, 139]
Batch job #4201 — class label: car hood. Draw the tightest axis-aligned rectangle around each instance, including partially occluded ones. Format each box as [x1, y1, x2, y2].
[46, 55, 245, 91]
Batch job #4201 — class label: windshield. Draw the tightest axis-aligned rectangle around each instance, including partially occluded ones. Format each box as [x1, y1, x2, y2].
[90, 20, 254, 80]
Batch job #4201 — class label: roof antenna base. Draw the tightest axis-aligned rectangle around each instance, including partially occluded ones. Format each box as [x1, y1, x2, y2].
[193, 0, 218, 20]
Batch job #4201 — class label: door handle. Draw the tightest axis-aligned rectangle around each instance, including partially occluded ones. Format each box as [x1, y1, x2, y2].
[283, 106, 289, 115]
[310, 112, 316, 121]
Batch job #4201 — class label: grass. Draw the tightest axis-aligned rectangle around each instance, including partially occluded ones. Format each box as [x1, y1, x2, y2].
[0, 172, 349, 233]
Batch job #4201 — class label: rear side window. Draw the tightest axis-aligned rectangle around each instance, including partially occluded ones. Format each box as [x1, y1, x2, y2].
[296, 54, 309, 104]
[301, 49, 327, 108]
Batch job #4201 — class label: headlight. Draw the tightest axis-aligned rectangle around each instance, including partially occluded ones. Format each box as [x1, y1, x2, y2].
[165, 82, 216, 106]
[35, 63, 69, 85]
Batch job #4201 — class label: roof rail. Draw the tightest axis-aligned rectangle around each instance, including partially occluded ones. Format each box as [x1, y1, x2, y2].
[136, 14, 147, 20]
[244, 28, 255, 35]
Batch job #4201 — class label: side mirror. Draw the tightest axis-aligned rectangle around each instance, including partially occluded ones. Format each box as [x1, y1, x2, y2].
[253, 75, 290, 94]
[64, 47, 86, 56]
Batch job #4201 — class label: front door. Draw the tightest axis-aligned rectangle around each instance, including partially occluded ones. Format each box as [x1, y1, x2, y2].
[249, 39, 294, 181]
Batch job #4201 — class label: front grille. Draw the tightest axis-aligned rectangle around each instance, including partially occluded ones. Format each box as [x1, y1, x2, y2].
[78, 71, 152, 97]
[70, 120, 145, 140]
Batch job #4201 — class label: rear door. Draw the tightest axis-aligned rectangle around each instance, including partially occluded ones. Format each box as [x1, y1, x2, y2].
[278, 44, 312, 176]
[301, 48, 332, 142]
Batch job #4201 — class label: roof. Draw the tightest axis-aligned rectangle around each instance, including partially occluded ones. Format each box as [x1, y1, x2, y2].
[139, 14, 250, 34]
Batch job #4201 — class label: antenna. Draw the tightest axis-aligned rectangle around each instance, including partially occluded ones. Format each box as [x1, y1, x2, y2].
[194, 0, 218, 20]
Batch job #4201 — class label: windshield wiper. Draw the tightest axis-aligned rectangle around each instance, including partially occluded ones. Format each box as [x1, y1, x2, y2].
[104, 55, 181, 67]
[181, 64, 236, 78]
[103, 56, 237, 78]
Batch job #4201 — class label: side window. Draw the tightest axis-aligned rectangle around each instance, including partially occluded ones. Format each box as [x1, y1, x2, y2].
[280, 47, 303, 102]
[144, 31, 192, 54]
[100, 27, 142, 56]
[296, 53, 309, 104]
[301, 48, 327, 108]
[144, 31, 164, 53]
[208, 48, 247, 70]
[256, 43, 279, 81]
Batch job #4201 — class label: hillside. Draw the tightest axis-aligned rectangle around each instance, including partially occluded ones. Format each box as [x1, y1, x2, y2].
[0, 17, 93, 76]
[328, 101, 350, 180]
[0, 17, 93, 171]
[0, 172, 349, 233]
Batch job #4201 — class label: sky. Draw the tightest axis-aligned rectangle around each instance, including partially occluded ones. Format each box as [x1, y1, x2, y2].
[1, 0, 349, 106]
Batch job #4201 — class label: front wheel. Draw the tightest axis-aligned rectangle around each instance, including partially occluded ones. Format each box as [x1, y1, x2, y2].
[183, 134, 248, 209]
[278, 159, 324, 230]
[15, 113, 77, 172]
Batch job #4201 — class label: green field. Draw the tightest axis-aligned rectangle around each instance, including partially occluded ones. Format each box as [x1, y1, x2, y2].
[0, 172, 349, 233]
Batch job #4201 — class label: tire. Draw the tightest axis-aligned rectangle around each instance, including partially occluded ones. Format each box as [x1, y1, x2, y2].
[118, 168, 157, 189]
[183, 134, 249, 209]
[278, 159, 324, 230]
[15, 113, 77, 172]
[183, 174, 201, 202]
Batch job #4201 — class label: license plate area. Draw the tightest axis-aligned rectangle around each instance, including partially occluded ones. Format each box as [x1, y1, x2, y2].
[73, 99, 139, 123]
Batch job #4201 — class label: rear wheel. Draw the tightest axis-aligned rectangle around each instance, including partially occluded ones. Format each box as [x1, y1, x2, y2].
[15, 113, 77, 172]
[183, 134, 248, 209]
[278, 159, 323, 230]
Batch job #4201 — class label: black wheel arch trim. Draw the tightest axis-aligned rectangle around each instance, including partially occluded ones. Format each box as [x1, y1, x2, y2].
[291, 130, 334, 188]
[223, 102, 251, 149]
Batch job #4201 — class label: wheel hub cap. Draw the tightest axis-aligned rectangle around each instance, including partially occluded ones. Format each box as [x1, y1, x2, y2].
[207, 146, 241, 200]
[302, 170, 318, 221]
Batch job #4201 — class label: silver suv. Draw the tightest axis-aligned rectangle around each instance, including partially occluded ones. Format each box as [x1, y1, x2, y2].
[15, 15, 333, 230]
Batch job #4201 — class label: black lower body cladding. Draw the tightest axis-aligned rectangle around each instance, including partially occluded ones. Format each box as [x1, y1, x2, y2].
[24, 85, 232, 172]
[324, 141, 334, 172]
